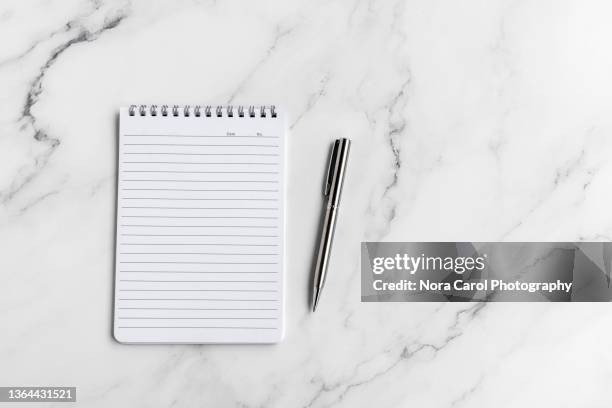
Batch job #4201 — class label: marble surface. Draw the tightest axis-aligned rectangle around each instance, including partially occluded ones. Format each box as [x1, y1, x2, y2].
[2, 0, 612, 406]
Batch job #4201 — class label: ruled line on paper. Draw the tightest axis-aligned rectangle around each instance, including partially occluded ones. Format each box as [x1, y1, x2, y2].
[120, 243, 279, 246]
[119, 261, 278, 264]
[121, 198, 278, 201]
[124, 143, 279, 147]
[122, 180, 279, 183]
[121, 225, 277, 228]
[120, 234, 278, 237]
[118, 326, 278, 329]
[123, 152, 279, 156]
[122, 189, 279, 192]
[120, 252, 277, 255]
[121, 207, 279, 209]
[118, 317, 278, 320]
[119, 271, 278, 274]
[121, 216, 278, 219]
[123, 134, 279, 138]
[123, 170, 279, 174]
[124, 162, 279, 165]
[118, 307, 278, 310]
[119, 298, 279, 301]
[119, 289, 277, 292]
[120, 279, 276, 282]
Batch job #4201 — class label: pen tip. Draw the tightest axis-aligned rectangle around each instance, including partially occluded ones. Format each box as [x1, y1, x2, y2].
[312, 289, 320, 312]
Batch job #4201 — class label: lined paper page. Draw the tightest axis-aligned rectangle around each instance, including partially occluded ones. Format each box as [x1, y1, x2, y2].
[114, 106, 284, 344]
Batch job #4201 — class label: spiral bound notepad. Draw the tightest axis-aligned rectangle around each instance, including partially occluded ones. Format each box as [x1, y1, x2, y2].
[113, 104, 284, 344]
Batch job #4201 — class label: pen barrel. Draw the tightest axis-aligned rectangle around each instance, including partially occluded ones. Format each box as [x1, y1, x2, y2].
[313, 204, 339, 293]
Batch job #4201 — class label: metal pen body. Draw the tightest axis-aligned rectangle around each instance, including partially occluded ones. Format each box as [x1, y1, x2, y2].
[312, 138, 351, 312]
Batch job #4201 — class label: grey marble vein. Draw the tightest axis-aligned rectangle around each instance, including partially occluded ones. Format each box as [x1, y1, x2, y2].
[449, 374, 485, 407]
[290, 73, 331, 130]
[226, 25, 295, 104]
[376, 76, 411, 235]
[1, 8, 128, 204]
[302, 325, 467, 408]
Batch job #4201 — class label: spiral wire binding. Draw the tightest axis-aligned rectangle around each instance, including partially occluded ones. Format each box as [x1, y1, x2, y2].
[128, 104, 277, 118]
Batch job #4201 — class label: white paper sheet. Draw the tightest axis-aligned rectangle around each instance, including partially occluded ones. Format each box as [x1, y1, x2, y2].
[113, 106, 284, 343]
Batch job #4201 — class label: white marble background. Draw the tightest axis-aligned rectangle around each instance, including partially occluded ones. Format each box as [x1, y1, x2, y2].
[2, 0, 612, 406]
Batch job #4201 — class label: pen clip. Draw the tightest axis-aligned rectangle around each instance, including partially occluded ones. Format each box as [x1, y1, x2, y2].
[324, 140, 340, 196]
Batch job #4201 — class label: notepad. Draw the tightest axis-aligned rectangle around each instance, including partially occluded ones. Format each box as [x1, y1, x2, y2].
[113, 105, 284, 344]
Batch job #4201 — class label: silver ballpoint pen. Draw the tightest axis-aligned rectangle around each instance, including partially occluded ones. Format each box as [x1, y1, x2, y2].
[312, 138, 351, 312]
